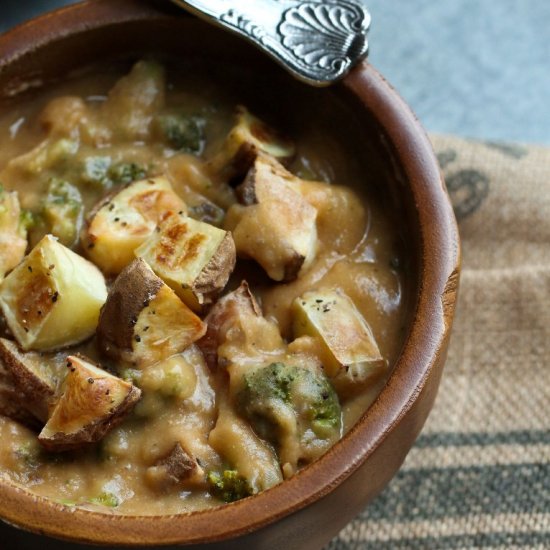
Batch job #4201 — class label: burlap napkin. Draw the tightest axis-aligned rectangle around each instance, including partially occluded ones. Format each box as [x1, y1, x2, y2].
[325, 135, 550, 549]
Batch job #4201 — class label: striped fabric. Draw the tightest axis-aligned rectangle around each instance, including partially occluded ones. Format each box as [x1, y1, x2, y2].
[325, 135, 550, 549]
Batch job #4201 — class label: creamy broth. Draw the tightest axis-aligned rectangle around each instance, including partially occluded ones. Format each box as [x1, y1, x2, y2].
[0, 60, 406, 514]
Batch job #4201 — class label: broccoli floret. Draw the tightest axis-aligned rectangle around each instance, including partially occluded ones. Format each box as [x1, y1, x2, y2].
[207, 469, 253, 503]
[108, 162, 147, 186]
[80, 157, 147, 189]
[43, 178, 83, 247]
[80, 156, 112, 189]
[237, 362, 342, 465]
[156, 112, 204, 153]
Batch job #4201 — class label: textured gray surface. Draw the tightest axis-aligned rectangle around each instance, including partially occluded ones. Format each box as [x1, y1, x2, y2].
[2, 0, 549, 144]
[366, 0, 550, 144]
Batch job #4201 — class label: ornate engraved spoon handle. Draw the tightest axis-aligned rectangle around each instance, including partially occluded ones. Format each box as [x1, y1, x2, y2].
[170, 0, 371, 86]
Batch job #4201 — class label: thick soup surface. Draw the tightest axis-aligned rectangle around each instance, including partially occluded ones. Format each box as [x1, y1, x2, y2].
[0, 60, 407, 514]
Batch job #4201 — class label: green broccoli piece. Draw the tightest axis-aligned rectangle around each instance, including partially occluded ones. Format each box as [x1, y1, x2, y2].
[156, 112, 204, 153]
[108, 162, 147, 186]
[80, 156, 112, 189]
[207, 469, 253, 503]
[43, 178, 83, 247]
[19, 209, 37, 232]
[237, 362, 342, 452]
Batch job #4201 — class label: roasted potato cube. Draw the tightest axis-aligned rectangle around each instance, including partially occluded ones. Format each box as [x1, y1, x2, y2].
[145, 442, 205, 490]
[135, 212, 236, 311]
[38, 354, 141, 451]
[0, 338, 64, 422]
[0, 188, 27, 278]
[82, 176, 187, 275]
[225, 154, 317, 281]
[292, 289, 386, 387]
[0, 235, 107, 351]
[97, 258, 206, 367]
[207, 106, 295, 183]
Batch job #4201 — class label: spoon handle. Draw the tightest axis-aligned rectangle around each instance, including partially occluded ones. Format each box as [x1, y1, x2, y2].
[170, 0, 371, 86]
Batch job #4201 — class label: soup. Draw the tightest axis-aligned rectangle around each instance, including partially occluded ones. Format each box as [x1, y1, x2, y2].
[0, 60, 406, 514]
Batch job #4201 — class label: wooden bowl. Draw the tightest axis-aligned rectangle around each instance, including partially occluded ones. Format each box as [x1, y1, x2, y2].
[0, 1, 460, 548]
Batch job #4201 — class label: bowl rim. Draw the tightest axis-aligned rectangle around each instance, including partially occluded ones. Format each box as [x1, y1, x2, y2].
[0, 0, 460, 545]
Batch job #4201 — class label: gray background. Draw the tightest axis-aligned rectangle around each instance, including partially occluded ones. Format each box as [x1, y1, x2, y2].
[2, 0, 550, 144]
[0, 0, 548, 548]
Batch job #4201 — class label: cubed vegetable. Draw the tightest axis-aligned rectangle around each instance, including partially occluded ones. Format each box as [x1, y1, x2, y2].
[237, 361, 342, 474]
[0, 357, 41, 429]
[208, 393, 282, 497]
[43, 178, 83, 247]
[135, 212, 236, 311]
[82, 176, 187, 275]
[225, 153, 318, 281]
[0, 235, 107, 351]
[0, 338, 64, 422]
[38, 354, 141, 451]
[97, 258, 206, 368]
[101, 60, 165, 141]
[207, 106, 295, 182]
[292, 289, 386, 389]
[155, 112, 204, 154]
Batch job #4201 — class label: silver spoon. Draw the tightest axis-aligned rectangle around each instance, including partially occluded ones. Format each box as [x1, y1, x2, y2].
[170, 0, 371, 86]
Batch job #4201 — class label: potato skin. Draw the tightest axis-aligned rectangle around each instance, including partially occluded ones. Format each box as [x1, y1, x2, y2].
[227, 154, 317, 282]
[192, 232, 237, 304]
[39, 384, 141, 452]
[146, 443, 205, 490]
[97, 258, 163, 359]
[0, 359, 42, 430]
[38, 354, 141, 452]
[0, 338, 60, 422]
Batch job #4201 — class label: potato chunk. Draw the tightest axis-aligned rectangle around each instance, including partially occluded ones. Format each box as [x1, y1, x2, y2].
[100, 59, 165, 141]
[225, 154, 317, 281]
[0, 235, 107, 351]
[38, 355, 141, 451]
[0, 188, 27, 278]
[135, 212, 236, 311]
[292, 289, 386, 390]
[145, 442, 205, 490]
[82, 176, 187, 275]
[97, 258, 206, 367]
[207, 106, 295, 183]
[0, 338, 64, 422]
